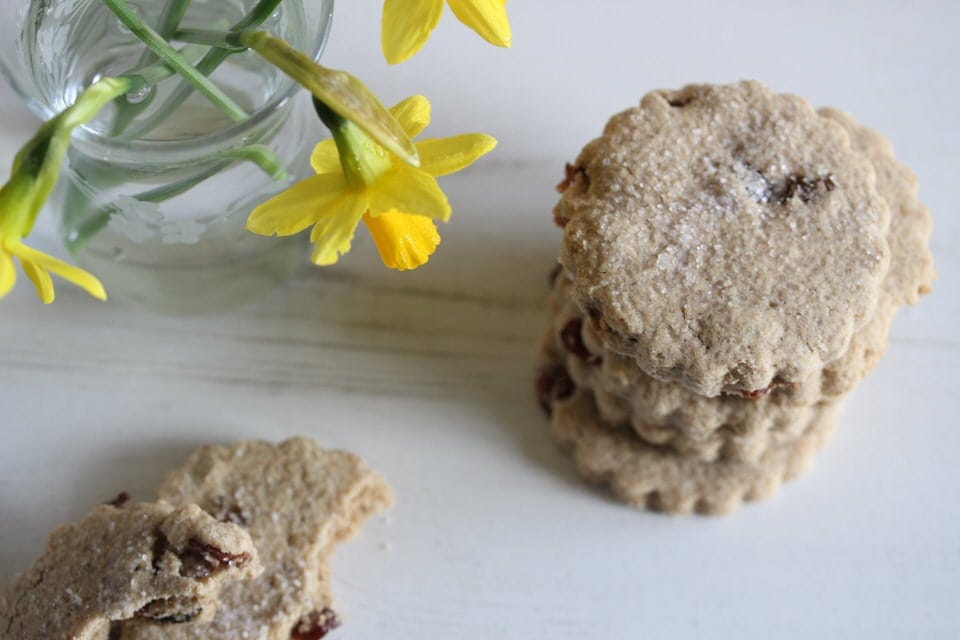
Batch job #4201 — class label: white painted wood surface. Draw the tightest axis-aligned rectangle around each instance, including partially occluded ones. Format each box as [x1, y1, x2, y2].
[1, 1, 958, 638]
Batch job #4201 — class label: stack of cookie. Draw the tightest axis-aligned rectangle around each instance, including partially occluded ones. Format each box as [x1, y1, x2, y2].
[538, 81, 935, 515]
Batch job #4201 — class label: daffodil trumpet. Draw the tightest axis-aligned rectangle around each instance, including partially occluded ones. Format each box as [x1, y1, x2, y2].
[247, 95, 497, 270]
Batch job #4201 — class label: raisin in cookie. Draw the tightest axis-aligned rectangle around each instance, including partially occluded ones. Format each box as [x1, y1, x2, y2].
[0, 502, 260, 640]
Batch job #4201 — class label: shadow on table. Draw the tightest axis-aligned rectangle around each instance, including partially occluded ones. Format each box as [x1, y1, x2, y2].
[240, 201, 589, 492]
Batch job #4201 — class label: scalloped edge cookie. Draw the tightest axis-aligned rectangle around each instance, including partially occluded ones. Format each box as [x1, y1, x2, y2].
[555, 80, 892, 397]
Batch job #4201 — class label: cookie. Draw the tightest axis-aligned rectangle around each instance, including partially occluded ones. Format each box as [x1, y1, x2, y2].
[549, 108, 934, 461]
[555, 80, 891, 397]
[549, 276, 823, 463]
[0, 501, 260, 640]
[117, 437, 392, 640]
[548, 387, 839, 515]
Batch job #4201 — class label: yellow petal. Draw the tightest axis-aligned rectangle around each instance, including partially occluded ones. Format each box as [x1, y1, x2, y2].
[447, 0, 511, 47]
[309, 192, 368, 266]
[364, 211, 441, 271]
[382, 0, 445, 65]
[11, 242, 106, 301]
[309, 140, 341, 175]
[0, 250, 16, 299]
[22, 260, 54, 304]
[367, 165, 451, 222]
[247, 173, 348, 237]
[416, 133, 497, 177]
[389, 95, 431, 138]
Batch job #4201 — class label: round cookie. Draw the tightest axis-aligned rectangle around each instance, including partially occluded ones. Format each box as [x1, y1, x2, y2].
[555, 80, 891, 397]
[549, 387, 839, 516]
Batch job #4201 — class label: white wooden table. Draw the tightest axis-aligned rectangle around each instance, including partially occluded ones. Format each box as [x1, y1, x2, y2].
[2, 2, 958, 638]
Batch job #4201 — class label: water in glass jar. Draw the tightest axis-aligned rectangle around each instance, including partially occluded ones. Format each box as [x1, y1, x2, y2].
[27, 0, 309, 139]
[23, 0, 322, 313]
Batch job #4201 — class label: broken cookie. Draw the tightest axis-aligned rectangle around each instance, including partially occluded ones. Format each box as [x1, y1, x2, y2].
[118, 437, 393, 640]
[0, 502, 260, 640]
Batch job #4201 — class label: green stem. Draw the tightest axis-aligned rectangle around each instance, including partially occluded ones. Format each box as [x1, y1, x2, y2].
[123, 0, 284, 139]
[121, 44, 207, 87]
[154, 0, 192, 39]
[222, 145, 289, 180]
[174, 28, 244, 50]
[238, 30, 419, 166]
[101, 0, 249, 122]
[112, 0, 192, 135]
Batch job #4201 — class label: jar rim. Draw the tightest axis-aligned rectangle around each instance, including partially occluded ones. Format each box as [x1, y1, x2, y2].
[25, 0, 334, 165]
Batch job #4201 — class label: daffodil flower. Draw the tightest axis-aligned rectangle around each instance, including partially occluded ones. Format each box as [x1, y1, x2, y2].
[0, 78, 132, 303]
[0, 225, 106, 304]
[247, 96, 496, 270]
[382, 0, 511, 65]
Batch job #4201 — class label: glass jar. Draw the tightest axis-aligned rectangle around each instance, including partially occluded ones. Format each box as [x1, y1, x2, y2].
[0, 0, 334, 313]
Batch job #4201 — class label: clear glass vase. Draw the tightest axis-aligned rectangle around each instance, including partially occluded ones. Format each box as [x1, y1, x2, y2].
[0, 0, 334, 313]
